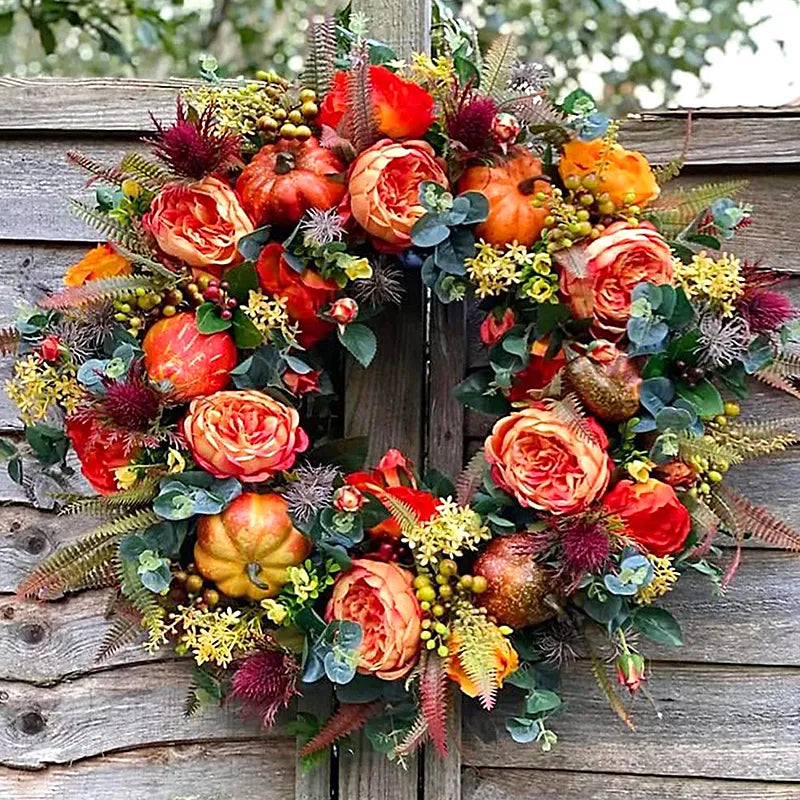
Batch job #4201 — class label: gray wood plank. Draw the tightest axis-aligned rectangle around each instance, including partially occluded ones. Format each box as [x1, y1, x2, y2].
[463, 767, 800, 799]
[0, 739, 295, 800]
[0, 660, 283, 769]
[462, 661, 800, 781]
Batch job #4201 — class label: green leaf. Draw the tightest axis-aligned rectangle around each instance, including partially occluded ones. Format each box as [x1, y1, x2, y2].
[505, 716, 540, 744]
[410, 213, 450, 248]
[25, 424, 68, 465]
[454, 54, 479, 86]
[453, 371, 511, 415]
[196, 302, 231, 333]
[536, 303, 571, 336]
[224, 260, 259, 303]
[631, 606, 684, 647]
[676, 378, 723, 419]
[563, 89, 596, 115]
[460, 191, 490, 225]
[685, 233, 721, 250]
[524, 690, 562, 715]
[308, 436, 369, 473]
[236, 227, 272, 263]
[338, 323, 377, 367]
[232, 307, 263, 349]
[0, 12, 13, 37]
[8, 458, 23, 485]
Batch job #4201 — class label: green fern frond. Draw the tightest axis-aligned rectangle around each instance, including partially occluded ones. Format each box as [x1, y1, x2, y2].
[67, 150, 127, 186]
[302, 14, 338, 96]
[38, 275, 154, 311]
[118, 151, 176, 188]
[453, 601, 502, 710]
[762, 349, 800, 379]
[59, 478, 160, 516]
[652, 157, 684, 186]
[97, 614, 142, 661]
[677, 433, 743, 466]
[481, 34, 517, 99]
[108, 240, 181, 281]
[184, 683, 202, 718]
[68, 200, 135, 243]
[648, 180, 749, 235]
[0, 325, 21, 356]
[117, 553, 166, 631]
[587, 648, 635, 731]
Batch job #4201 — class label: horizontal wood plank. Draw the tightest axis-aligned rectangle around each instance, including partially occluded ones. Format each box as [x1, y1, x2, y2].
[462, 662, 800, 781]
[0, 739, 295, 800]
[0, 660, 280, 769]
[463, 767, 800, 799]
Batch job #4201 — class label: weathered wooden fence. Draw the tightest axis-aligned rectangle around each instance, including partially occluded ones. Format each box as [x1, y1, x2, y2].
[1, 3, 800, 796]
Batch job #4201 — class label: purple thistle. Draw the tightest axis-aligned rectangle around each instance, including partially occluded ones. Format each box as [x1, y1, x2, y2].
[231, 650, 300, 728]
[448, 93, 498, 153]
[560, 519, 612, 579]
[740, 290, 797, 335]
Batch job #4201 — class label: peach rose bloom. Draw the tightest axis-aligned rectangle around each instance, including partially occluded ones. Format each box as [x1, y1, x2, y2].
[326, 559, 422, 680]
[64, 243, 131, 286]
[348, 138, 448, 249]
[182, 389, 309, 482]
[559, 138, 660, 209]
[485, 402, 612, 515]
[561, 221, 674, 339]
[447, 628, 518, 707]
[143, 176, 253, 272]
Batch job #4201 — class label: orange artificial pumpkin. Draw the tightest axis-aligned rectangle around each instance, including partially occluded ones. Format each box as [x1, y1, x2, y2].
[236, 137, 346, 227]
[194, 493, 311, 600]
[457, 149, 551, 247]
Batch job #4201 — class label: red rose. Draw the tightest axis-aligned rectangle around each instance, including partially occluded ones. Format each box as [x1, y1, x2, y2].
[40, 336, 61, 362]
[480, 308, 515, 347]
[603, 478, 691, 557]
[66, 417, 138, 495]
[333, 485, 365, 513]
[256, 243, 338, 348]
[283, 368, 320, 396]
[319, 66, 434, 140]
[329, 297, 359, 326]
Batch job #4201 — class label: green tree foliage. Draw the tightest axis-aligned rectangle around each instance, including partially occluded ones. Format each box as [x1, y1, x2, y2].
[0, 0, 791, 109]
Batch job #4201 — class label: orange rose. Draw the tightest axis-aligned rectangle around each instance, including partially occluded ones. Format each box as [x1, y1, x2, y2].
[326, 559, 422, 680]
[182, 389, 309, 482]
[319, 66, 434, 140]
[485, 403, 612, 515]
[603, 478, 691, 557]
[559, 138, 660, 209]
[64, 243, 131, 286]
[561, 221, 674, 338]
[143, 176, 253, 273]
[348, 139, 448, 249]
[447, 628, 518, 706]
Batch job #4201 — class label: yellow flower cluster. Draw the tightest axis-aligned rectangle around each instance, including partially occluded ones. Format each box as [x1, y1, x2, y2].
[519, 252, 560, 304]
[409, 53, 456, 97]
[173, 605, 266, 667]
[673, 251, 744, 316]
[636, 555, 679, 605]
[5, 355, 82, 424]
[183, 81, 283, 140]
[405, 497, 491, 567]
[466, 240, 539, 298]
[260, 598, 289, 625]
[285, 561, 322, 603]
[243, 290, 300, 343]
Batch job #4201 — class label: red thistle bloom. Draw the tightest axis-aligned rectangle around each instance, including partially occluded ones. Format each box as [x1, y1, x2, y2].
[559, 518, 612, 581]
[448, 90, 498, 153]
[740, 290, 797, 334]
[231, 650, 300, 728]
[149, 97, 241, 179]
[99, 360, 163, 431]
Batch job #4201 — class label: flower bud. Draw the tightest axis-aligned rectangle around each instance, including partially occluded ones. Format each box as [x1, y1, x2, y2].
[329, 297, 359, 326]
[616, 652, 646, 693]
[39, 335, 62, 362]
[491, 112, 521, 146]
[333, 485, 365, 513]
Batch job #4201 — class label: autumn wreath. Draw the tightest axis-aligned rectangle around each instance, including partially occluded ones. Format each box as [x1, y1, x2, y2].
[6, 11, 800, 764]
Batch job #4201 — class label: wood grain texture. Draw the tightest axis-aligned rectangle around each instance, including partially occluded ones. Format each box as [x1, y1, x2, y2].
[463, 768, 800, 799]
[0, 739, 295, 800]
[295, 682, 333, 800]
[0, 660, 280, 769]
[462, 662, 800, 781]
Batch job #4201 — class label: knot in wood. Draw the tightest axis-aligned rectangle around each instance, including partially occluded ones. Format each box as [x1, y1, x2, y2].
[20, 528, 48, 555]
[17, 710, 46, 736]
[18, 621, 47, 645]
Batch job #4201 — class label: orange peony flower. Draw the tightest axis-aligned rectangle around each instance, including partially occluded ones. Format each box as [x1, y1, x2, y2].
[603, 478, 691, 557]
[182, 389, 309, 483]
[485, 402, 612, 515]
[66, 416, 139, 496]
[559, 138, 660, 209]
[560, 221, 674, 339]
[319, 66, 435, 140]
[326, 558, 422, 680]
[348, 139, 448, 249]
[446, 628, 519, 702]
[64, 243, 131, 286]
[256, 243, 338, 348]
[142, 176, 253, 273]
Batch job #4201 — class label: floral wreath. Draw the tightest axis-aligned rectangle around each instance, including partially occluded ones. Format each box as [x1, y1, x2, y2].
[7, 12, 800, 764]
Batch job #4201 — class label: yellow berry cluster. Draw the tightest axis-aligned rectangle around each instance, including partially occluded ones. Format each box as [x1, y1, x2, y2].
[253, 74, 319, 142]
[113, 286, 190, 336]
[686, 401, 740, 497]
[413, 559, 487, 657]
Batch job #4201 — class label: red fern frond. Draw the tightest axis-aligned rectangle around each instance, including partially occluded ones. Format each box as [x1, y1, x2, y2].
[419, 651, 449, 758]
[393, 712, 428, 758]
[456, 450, 487, 506]
[299, 701, 384, 757]
[755, 368, 800, 401]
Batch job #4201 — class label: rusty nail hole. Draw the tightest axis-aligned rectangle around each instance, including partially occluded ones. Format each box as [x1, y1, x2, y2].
[18, 622, 46, 645]
[23, 531, 47, 555]
[17, 710, 46, 735]
[10, 519, 21, 532]
[1, 606, 14, 620]
[21, 257, 32, 268]
[0, 691, 9, 703]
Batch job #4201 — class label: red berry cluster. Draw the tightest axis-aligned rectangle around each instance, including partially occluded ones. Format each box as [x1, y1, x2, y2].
[202, 278, 238, 320]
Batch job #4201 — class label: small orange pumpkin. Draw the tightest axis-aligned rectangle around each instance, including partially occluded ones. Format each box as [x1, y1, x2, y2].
[236, 137, 346, 228]
[194, 493, 311, 600]
[457, 149, 551, 247]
